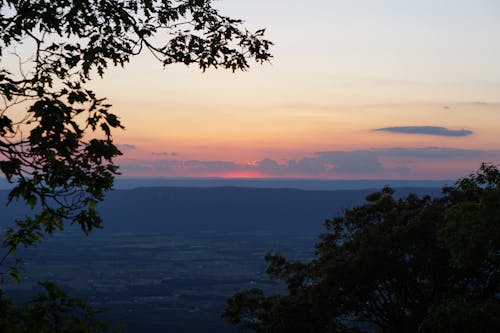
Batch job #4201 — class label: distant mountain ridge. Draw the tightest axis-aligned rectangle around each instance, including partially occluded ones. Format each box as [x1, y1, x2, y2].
[113, 178, 453, 190]
[1, 186, 443, 235]
[0, 177, 454, 190]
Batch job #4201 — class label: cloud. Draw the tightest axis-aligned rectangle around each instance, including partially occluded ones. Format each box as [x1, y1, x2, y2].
[315, 151, 383, 173]
[119, 159, 242, 174]
[183, 160, 243, 173]
[152, 152, 177, 157]
[254, 153, 384, 175]
[255, 151, 395, 175]
[468, 101, 491, 106]
[255, 147, 496, 175]
[375, 147, 490, 159]
[253, 157, 328, 174]
[288, 157, 330, 174]
[118, 147, 499, 177]
[117, 144, 136, 150]
[374, 126, 473, 137]
[254, 158, 289, 175]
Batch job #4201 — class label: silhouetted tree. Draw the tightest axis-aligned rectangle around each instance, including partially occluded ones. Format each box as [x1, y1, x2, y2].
[0, 0, 271, 272]
[223, 164, 500, 333]
[0, 282, 119, 332]
[1, 0, 271, 329]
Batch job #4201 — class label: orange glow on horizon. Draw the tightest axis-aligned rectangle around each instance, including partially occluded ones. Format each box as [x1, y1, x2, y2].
[219, 171, 268, 179]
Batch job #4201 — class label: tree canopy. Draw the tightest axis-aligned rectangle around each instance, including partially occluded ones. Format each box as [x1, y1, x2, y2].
[0, 282, 120, 333]
[0, 0, 272, 265]
[223, 164, 500, 333]
[0, 1, 271, 329]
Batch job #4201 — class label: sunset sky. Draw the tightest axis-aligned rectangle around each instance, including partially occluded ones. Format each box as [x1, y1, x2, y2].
[93, 0, 500, 179]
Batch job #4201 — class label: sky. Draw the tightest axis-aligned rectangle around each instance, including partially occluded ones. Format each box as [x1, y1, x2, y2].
[92, 0, 500, 179]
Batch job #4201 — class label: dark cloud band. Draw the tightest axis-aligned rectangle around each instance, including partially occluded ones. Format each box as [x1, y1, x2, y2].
[374, 126, 473, 137]
[119, 147, 498, 176]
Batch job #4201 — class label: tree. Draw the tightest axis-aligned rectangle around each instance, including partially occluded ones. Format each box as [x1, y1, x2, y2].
[0, 0, 271, 329]
[0, 282, 120, 332]
[223, 164, 500, 333]
[0, 0, 271, 271]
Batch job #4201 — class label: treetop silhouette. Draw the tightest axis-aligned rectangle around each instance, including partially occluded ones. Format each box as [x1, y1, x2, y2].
[0, 0, 272, 267]
[223, 164, 500, 333]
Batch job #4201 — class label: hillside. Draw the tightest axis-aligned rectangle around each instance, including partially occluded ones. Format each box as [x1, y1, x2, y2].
[1, 186, 442, 235]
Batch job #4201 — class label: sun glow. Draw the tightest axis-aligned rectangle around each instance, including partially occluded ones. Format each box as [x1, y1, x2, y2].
[220, 171, 268, 179]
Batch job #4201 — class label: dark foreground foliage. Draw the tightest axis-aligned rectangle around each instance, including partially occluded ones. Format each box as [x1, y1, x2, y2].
[1, 0, 271, 330]
[223, 164, 500, 333]
[1, 0, 271, 270]
[0, 282, 119, 333]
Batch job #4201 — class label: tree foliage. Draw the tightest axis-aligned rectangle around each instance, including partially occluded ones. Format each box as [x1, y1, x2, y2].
[223, 164, 500, 333]
[0, 0, 271, 263]
[0, 0, 271, 329]
[0, 282, 119, 332]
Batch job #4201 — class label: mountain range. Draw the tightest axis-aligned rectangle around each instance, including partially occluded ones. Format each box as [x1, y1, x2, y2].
[1, 186, 443, 235]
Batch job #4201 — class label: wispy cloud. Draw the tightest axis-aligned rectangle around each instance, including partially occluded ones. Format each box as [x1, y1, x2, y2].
[374, 126, 473, 137]
[183, 160, 242, 173]
[375, 147, 488, 158]
[118, 147, 499, 178]
[119, 159, 243, 174]
[152, 152, 177, 157]
[117, 144, 136, 150]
